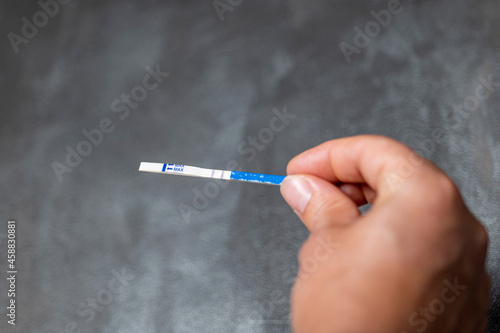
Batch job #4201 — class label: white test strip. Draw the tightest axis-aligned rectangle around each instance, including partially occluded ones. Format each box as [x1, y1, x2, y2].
[139, 162, 231, 180]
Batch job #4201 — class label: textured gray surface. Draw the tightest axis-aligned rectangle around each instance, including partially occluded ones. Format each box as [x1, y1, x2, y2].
[0, 0, 499, 332]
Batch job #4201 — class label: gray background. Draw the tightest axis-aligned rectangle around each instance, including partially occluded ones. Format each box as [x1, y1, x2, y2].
[0, 0, 499, 332]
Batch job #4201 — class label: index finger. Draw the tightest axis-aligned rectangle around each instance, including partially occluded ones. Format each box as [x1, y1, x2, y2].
[286, 135, 429, 201]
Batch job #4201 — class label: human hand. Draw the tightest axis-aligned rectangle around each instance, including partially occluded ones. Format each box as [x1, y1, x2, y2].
[280, 135, 489, 333]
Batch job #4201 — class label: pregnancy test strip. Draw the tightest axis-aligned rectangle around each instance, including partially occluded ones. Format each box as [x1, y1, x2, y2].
[139, 162, 285, 186]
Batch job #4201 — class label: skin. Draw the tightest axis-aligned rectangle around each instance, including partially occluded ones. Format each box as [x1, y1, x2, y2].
[280, 135, 490, 333]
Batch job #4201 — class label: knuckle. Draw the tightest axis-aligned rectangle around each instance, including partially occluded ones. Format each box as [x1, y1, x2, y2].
[416, 173, 461, 216]
[307, 199, 333, 228]
[475, 222, 489, 253]
[432, 173, 460, 204]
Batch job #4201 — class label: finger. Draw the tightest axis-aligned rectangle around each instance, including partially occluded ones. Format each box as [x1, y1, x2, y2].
[362, 184, 377, 204]
[287, 135, 431, 202]
[337, 183, 368, 206]
[336, 183, 377, 206]
[281, 175, 361, 231]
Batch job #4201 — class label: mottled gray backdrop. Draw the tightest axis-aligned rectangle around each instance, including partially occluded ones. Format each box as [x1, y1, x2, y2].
[0, 0, 499, 332]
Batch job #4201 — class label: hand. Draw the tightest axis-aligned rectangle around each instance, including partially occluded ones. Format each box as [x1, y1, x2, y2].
[280, 135, 489, 333]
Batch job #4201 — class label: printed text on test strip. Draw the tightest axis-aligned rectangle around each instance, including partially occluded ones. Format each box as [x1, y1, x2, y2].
[139, 163, 285, 186]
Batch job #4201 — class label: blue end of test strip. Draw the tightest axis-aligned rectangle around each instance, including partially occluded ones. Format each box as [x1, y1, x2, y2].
[230, 171, 285, 186]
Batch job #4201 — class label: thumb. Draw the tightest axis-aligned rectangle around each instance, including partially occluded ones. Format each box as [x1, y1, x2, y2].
[280, 175, 361, 232]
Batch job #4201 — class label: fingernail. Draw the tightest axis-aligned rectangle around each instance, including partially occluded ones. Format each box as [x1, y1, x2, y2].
[280, 176, 312, 215]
